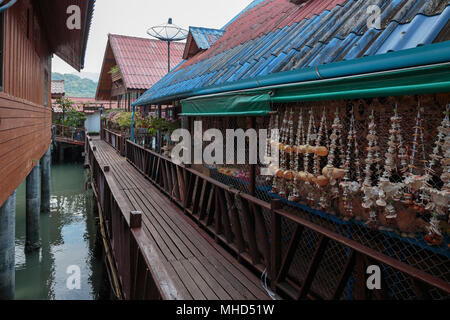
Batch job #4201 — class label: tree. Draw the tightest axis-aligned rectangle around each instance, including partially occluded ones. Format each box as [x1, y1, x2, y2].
[56, 97, 74, 123]
[54, 98, 86, 128]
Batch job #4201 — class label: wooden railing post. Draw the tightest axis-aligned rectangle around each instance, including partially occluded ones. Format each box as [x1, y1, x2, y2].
[270, 199, 281, 290]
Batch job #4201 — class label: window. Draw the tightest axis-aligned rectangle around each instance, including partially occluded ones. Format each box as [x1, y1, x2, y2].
[0, 12, 4, 91]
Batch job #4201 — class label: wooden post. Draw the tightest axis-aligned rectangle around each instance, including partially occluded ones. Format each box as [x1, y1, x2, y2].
[157, 105, 162, 153]
[249, 117, 256, 196]
[270, 199, 281, 290]
[40, 147, 51, 214]
[130, 211, 142, 229]
[26, 163, 41, 252]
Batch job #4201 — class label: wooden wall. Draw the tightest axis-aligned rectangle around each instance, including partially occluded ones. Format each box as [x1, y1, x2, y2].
[0, 0, 52, 206]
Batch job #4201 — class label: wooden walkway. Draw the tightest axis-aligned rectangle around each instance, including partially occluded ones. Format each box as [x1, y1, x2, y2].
[91, 137, 271, 300]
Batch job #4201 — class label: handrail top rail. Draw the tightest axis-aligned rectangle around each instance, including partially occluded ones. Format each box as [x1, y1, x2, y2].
[53, 123, 86, 131]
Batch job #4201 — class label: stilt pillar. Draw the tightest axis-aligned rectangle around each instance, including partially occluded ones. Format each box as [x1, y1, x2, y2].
[0, 191, 16, 300]
[26, 163, 41, 252]
[41, 147, 51, 214]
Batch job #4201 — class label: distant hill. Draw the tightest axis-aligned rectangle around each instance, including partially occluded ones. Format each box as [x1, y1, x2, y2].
[52, 73, 97, 98]
[71, 72, 100, 82]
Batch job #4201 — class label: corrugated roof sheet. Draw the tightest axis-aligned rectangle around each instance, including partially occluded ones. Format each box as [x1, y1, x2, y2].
[135, 0, 450, 105]
[190, 27, 225, 50]
[109, 34, 185, 90]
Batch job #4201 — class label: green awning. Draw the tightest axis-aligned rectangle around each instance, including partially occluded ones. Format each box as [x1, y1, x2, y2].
[181, 92, 271, 117]
[273, 63, 450, 103]
[180, 63, 450, 117]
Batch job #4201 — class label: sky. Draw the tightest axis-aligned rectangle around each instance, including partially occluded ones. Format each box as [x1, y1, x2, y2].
[52, 0, 253, 79]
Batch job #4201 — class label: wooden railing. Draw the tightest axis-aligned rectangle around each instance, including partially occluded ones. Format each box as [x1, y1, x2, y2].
[102, 127, 158, 157]
[53, 124, 86, 146]
[87, 138, 178, 300]
[124, 139, 450, 300]
[103, 128, 128, 156]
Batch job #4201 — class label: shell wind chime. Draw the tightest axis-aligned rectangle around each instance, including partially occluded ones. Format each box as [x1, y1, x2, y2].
[377, 107, 405, 228]
[422, 105, 450, 246]
[288, 110, 305, 202]
[270, 112, 281, 194]
[340, 109, 362, 219]
[303, 109, 317, 205]
[361, 111, 382, 228]
[313, 109, 331, 210]
[282, 108, 296, 199]
[404, 106, 428, 214]
[323, 110, 346, 204]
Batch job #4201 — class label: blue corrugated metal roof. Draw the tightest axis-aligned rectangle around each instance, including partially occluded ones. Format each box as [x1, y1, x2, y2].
[134, 0, 450, 106]
[190, 27, 225, 50]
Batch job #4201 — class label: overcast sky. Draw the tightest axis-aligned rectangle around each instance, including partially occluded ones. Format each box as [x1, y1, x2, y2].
[52, 0, 253, 77]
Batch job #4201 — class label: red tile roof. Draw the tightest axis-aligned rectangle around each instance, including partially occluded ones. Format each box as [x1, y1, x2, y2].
[109, 34, 185, 90]
[52, 97, 118, 113]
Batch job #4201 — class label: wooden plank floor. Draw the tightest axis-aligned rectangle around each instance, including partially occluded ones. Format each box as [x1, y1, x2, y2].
[91, 137, 271, 300]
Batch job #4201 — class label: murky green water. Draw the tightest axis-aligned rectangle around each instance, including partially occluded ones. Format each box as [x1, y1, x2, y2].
[14, 159, 110, 300]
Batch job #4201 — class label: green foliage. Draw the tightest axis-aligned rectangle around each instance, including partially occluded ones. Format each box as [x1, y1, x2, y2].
[108, 66, 120, 75]
[112, 112, 133, 129]
[55, 97, 74, 114]
[106, 111, 181, 135]
[64, 109, 87, 128]
[52, 73, 97, 98]
[54, 97, 86, 128]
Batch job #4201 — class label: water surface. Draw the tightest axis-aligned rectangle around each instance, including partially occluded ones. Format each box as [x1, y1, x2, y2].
[14, 161, 110, 300]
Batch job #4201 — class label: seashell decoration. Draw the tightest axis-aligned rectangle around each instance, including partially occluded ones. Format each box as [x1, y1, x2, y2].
[315, 109, 330, 210]
[340, 108, 361, 219]
[270, 112, 280, 194]
[404, 106, 428, 214]
[422, 104, 450, 218]
[323, 109, 345, 201]
[377, 106, 405, 228]
[424, 213, 444, 246]
[361, 111, 382, 228]
[288, 110, 305, 202]
[264, 102, 448, 241]
[303, 109, 317, 205]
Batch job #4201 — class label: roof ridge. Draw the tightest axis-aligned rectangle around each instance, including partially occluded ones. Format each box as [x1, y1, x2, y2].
[190, 26, 225, 32]
[108, 33, 186, 45]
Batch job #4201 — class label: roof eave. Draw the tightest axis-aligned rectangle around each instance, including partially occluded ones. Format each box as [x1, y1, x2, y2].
[133, 40, 450, 107]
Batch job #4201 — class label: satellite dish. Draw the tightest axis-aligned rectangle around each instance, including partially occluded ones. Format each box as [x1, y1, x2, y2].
[147, 18, 188, 42]
[147, 18, 188, 72]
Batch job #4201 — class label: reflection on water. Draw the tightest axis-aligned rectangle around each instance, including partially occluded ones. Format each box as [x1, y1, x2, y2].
[14, 160, 110, 300]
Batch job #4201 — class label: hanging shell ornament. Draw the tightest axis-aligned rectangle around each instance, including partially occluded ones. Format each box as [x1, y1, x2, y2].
[361, 111, 381, 228]
[377, 106, 406, 228]
[270, 113, 281, 194]
[340, 108, 361, 219]
[421, 104, 450, 218]
[404, 106, 429, 215]
[424, 213, 444, 246]
[288, 110, 305, 202]
[278, 109, 290, 198]
[303, 109, 317, 206]
[323, 109, 346, 200]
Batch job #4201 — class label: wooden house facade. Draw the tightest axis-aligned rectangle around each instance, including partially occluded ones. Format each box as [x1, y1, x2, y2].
[0, 0, 94, 206]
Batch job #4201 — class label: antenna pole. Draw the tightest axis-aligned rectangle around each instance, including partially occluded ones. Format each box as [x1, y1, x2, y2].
[168, 41, 171, 73]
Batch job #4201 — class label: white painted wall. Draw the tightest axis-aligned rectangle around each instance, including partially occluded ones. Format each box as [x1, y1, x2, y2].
[84, 111, 101, 133]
